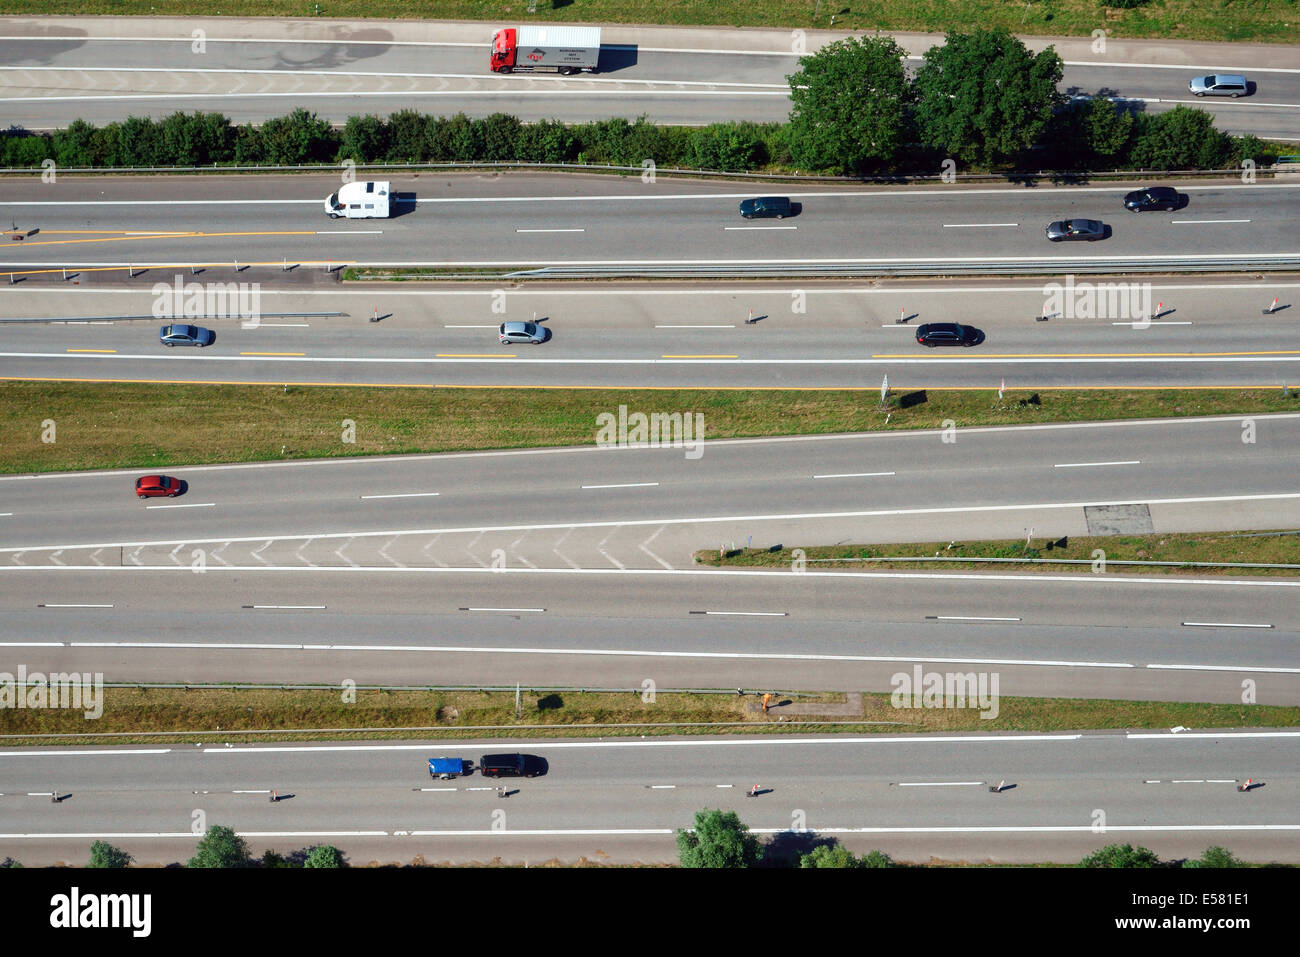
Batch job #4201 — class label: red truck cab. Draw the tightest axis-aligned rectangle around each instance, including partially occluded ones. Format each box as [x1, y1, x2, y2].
[490, 28, 517, 73]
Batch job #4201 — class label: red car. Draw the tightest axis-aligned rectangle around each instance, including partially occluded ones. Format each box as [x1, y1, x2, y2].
[135, 475, 182, 498]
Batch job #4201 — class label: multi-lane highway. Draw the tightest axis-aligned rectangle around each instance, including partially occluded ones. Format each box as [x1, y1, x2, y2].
[3, 422, 1298, 703]
[1, 16, 1298, 872]
[1, 19, 1297, 138]
[2, 733, 1296, 865]
[2, 176, 1296, 270]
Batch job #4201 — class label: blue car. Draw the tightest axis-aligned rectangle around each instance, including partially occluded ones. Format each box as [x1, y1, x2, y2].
[159, 324, 214, 347]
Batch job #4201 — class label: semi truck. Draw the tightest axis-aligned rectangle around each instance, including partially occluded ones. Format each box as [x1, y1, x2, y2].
[490, 25, 601, 75]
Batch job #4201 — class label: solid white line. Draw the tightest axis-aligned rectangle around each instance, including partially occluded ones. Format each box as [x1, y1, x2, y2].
[464, 607, 545, 613]
[359, 492, 441, 500]
[723, 225, 797, 230]
[419, 788, 457, 792]
[1181, 621, 1273, 629]
[942, 223, 1018, 228]
[1127, 730, 1300, 739]
[581, 482, 659, 490]
[934, 616, 1021, 622]
[1147, 663, 1300, 674]
[656, 324, 736, 328]
[701, 611, 788, 617]
[813, 471, 896, 479]
[0, 639, 1142, 670]
[516, 228, 585, 233]
[1171, 219, 1251, 224]
[248, 605, 326, 610]
[648, 785, 676, 789]
[143, 502, 215, 510]
[1054, 460, 1140, 468]
[0, 513, 12, 517]
[897, 781, 984, 787]
[39, 603, 113, 608]
[13, 350, 1300, 367]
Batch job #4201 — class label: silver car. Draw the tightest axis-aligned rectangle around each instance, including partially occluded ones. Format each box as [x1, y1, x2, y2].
[1045, 219, 1106, 242]
[498, 320, 547, 344]
[159, 324, 215, 347]
[1189, 74, 1248, 97]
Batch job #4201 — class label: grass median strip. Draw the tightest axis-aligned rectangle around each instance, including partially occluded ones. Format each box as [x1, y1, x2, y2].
[697, 531, 1300, 577]
[1, 381, 1297, 474]
[1, 687, 1296, 746]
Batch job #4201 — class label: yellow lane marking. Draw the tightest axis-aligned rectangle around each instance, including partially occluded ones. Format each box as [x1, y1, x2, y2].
[873, 350, 1300, 359]
[661, 354, 740, 359]
[14, 230, 318, 248]
[239, 352, 306, 357]
[0, 376, 1288, 392]
[65, 348, 116, 353]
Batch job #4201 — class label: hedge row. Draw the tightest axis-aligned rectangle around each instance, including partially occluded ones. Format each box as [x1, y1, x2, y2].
[0, 106, 1275, 175]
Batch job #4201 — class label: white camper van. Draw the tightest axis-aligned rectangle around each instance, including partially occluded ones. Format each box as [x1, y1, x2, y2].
[324, 180, 391, 219]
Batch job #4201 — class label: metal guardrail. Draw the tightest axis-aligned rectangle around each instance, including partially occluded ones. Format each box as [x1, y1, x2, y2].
[503, 255, 1300, 279]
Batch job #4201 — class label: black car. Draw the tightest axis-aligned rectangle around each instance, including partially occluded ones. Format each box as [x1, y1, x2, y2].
[1045, 219, 1107, 242]
[1123, 186, 1180, 212]
[915, 322, 980, 347]
[738, 196, 792, 219]
[479, 753, 547, 777]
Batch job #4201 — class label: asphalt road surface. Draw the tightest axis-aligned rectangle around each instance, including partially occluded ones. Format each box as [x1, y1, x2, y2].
[3, 421, 1298, 701]
[1, 175, 1295, 270]
[1, 19, 1296, 138]
[0, 732, 1295, 865]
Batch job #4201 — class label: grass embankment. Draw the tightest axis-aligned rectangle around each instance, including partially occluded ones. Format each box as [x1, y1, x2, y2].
[698, 531, 1300, 576]
[0, 1, 1294, 44]
[2, 381, 1296, 474]
[2, 686, 1296, 746]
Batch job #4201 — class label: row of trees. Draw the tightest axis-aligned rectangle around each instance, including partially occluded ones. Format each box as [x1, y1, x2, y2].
[787, 29, 1263, 173]
[0, 102, 1259, 177]
[85, 828, 346, 868]
[677, 809, 1248, 868]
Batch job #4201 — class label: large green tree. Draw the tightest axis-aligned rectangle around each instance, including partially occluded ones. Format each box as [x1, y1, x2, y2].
[1129, 106, 1235, 170]
[677, 809, 761, 868]
[913, 29, 1064, 167]
[786, 35, 911, 173]
[88, 840, 133, 868]
[188, 825, 252, 868]
[303, 845, 347, 868]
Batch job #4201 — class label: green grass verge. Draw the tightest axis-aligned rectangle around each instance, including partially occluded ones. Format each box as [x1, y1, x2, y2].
[698, 531, 1300, 576]
[0, 1, 1295, 44]
[1, 686, 1295, 746]
[2, 381, 1297, 474]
